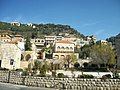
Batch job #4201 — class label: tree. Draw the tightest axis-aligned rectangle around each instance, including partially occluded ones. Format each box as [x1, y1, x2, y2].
[32, 60, 42, 74]
[65, 54, 77, 69]
[31, 32, 37, 39]
[28, 63, 33, 75]
[25, 37, 32, 51]
[107, 33, 120, 68]
[90, 44, 116, 69]
[80, 45, 91, 59]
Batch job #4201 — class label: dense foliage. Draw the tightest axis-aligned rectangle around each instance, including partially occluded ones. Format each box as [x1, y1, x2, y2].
[0, 21, 83, 38]
[107, 33, 120, 68]
[90, 44, 116, 69]
[78, 74, 94, 78]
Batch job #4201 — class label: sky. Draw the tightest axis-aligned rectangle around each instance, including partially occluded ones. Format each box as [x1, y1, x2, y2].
[0, 0, 120, 40]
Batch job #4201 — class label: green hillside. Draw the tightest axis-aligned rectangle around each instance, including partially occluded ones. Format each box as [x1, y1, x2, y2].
[0, 22, 84, 38]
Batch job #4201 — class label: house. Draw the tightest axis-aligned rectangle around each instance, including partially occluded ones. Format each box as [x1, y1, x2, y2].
[12, 34, 24, 41]
[85, 35, 96, 44]
[11, 22, 21, 26]
[45, 36, 56, 47]
[76, 39, 89, 48]
[53, 40, 79, 60]
[0, 33, 11, 43]
[56, 36, 63, 41]
[97, 40, 108, 45]
[0, 43, 21, 69]
[27, 23, 33, 27]
[0, 33, 24, 44]
[31, 38, 46, 59]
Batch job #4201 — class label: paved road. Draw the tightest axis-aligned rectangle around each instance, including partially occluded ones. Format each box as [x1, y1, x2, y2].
[0, 82, 57, 90]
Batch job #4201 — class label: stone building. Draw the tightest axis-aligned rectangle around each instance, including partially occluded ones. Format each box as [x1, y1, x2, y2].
[0, 43, 21, 69]
[53, 40, 79, 60]
[97, 40, 109, 45]
[45, 36, 56, 47]
[31, 38, 45, 59]
[0, 33, 11, 43]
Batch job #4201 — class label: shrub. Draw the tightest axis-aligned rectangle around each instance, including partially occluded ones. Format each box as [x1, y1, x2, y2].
[16, 69, 23, 71]
[22, 71, 29, 76]
[102, 74, 111, 79]
[52, 72, 56, 77]
[0, 68, 9, 71]
[78, 74, 94, 78]
[40, 68, 46, 77]
[114, 73, 120, 79]
[57, 73, 64, 78]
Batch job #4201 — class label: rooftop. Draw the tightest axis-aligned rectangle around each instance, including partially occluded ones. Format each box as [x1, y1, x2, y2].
[56, 40, 74, 44]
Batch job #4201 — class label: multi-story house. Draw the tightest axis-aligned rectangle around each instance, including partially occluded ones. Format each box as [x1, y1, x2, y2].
[0, 33, 12, 43]
[45, 36, 56, 47]
[31, 38, 46, 59]
[11, 34, 24, 41]
[53, 40, 79, 60]
[0, 33, 24, 43]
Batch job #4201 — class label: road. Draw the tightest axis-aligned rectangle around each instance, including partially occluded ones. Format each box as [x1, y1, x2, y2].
[0, 82, 57, 90]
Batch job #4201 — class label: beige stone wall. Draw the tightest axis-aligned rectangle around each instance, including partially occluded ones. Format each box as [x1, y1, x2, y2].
[0, 43, 21, 69]
[20, 61, 28, 70]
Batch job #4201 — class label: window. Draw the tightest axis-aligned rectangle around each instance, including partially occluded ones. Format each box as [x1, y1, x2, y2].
[66, 47, 69, 50]
[25, 54, 31, 61]
[61, 46, 64, 49]
[21, 54, 24, 61]
[70, 47, 73, 50]
[80, 41, 85, 44]
[38, 40, 40, 42]
[41, 40, 44, 42]
[57, 46, 60, 49]
[10, 59, 14, 65]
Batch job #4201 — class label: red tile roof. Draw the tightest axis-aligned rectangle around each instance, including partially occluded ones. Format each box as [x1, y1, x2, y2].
[56, 40, 74, 44]
[8, 39, 22, 44]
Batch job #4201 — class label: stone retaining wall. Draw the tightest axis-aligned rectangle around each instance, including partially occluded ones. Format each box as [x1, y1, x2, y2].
[0, 71, 120, 90]
[0, 71, 9, 82]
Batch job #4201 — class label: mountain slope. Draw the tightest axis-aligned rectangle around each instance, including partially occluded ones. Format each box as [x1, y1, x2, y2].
[0, 22, 84, 38]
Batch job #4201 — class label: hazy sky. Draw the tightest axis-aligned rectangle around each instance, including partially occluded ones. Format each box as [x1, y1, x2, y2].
[0, 0, 120, 40]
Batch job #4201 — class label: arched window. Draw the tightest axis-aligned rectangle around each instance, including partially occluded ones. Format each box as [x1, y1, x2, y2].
[60, 55, 65, 60]
[55, 55, 59, 59]
[41, 40, 44, 42]
[66, 47, 69, 50]
[25, 54, 31, 61]
[61, 46, 64, 49]
[70, 47, 73, 50]
[38, 40, 40, 42]
[57, 46, 60, 49]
